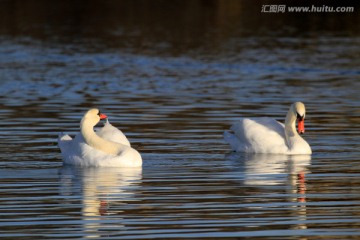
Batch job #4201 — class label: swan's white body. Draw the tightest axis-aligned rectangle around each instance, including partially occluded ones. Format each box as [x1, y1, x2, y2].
[58, 109, 142, 167]
[224, 102, 312, 155]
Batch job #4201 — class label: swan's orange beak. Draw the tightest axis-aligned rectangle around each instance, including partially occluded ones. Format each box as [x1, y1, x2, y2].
[99, 113, 107, 120]
[298, 118, 305, 134]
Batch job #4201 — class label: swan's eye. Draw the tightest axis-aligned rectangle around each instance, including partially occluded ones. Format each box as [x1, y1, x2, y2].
[97, 111, 101, 116]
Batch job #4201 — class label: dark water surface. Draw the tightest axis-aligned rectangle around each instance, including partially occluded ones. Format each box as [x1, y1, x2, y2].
[0, 1, 360, 239]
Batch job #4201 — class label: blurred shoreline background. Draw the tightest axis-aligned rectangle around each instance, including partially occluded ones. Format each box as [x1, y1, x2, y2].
[1, 0, 359, 56]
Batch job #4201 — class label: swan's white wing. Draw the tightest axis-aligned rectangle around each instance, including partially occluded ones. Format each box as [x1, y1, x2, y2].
[224, 117, 288, 154]
[96, 119, 131, 147]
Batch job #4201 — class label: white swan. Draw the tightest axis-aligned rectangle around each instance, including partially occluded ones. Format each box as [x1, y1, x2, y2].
[58, 108, 142, 167]
[224, 102, 312, 155]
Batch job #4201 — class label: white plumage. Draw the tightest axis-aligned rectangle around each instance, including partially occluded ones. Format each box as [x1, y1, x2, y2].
[224, 102, 312, 155]
[58, 109, 142, 167]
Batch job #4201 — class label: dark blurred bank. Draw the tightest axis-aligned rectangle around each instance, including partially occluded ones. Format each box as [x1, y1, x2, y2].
[0, 0, 359, 55]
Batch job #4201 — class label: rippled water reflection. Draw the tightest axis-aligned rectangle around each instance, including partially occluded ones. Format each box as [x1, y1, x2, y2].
[1, 1, 360, 239]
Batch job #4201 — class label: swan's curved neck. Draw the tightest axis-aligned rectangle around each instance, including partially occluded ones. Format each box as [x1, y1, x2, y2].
[284, 109, 300, 149]
[81, 120, 124, 155]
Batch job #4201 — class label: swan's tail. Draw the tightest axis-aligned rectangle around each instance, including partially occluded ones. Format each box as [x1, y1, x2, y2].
[223, 130, 241, 152]
[58, 133, 72, 141]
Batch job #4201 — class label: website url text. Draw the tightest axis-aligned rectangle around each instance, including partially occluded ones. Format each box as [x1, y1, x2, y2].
[261, 5, 355, 13]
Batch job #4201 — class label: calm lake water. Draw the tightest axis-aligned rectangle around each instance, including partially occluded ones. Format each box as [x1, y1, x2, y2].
[0, 1, 360, 239]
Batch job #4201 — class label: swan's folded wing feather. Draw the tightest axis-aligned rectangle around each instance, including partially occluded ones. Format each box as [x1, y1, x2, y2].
[96, 120, 131, 147]
[228, 117, 288, 153]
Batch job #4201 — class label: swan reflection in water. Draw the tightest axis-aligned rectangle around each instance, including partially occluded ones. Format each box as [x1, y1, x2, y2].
[225, 153, 311, 231]
[59, 166, 142, 238]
